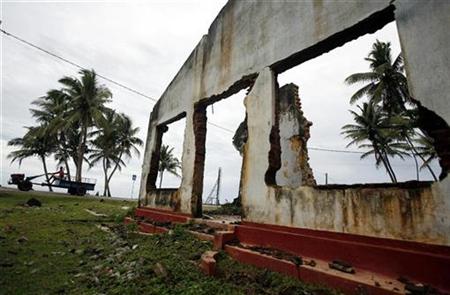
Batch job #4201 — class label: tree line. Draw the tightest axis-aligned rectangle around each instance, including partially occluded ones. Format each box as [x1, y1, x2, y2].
[342, 40, 438, 182]
[8, 69, 143, 196]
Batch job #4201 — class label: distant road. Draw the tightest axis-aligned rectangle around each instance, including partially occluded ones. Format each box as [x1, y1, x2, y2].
[0, 186, 137, 202]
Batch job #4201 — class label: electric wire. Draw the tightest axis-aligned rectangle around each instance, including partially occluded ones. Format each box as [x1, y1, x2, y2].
[2, 26, 367, 155]
[1, 27, 157, 102]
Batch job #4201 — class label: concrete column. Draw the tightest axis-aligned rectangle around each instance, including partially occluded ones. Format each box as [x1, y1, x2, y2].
[241, 67, 278, 217]
[138, 119, 164, 206]
[396, 0, 450, 244]
[395, 0, 450, 124]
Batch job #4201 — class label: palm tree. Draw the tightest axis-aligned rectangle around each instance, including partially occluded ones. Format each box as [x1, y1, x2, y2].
[345, 40, 411, 115]
[89, 112, 143, 196]
[414, 134, 439, 181]
[30, 89, 73, 179]
[59, 69, 112, 182]
[158, 144, 181, 188]
[342, 102, 409, 183]
[89, 110, 121, 196]
[8, 125, 56, 191]
[387, 111, 439, 181]
[105, 113, 143, 196]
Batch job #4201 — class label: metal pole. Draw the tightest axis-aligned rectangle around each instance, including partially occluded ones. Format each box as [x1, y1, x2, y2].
[325, 173, 328, 185]
[216, 168, 221, 205]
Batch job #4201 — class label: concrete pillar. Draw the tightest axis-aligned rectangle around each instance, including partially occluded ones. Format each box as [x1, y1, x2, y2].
[276, 83, 316, 188]
[138, 118, 164, 206]
[395, 0, 450, 124]
[241, 67, 278, 217]
[396, 0, 450, 243]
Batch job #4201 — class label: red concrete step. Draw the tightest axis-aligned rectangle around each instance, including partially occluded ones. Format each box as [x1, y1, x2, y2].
[135, 207, 191, 224]
[225, 245, 403, 295]
[124, 217, 169, 234]
[234, 222, 450, 293]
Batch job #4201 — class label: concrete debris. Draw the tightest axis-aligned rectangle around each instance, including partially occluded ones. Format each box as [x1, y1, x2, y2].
[85, 209, 107, 217]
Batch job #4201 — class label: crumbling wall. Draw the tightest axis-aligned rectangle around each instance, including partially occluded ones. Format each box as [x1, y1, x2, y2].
[276, 84, 316, 187]
[243, 182, 450, 245]
[140, 0, 395, 215]
[139, 0, 450, 245]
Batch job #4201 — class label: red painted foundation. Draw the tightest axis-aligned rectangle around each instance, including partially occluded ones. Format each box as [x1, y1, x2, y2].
[138, 222, 168, 234]
[236, 222, 450, 293]
[135, 207, 191, 223]
[225, 245, 402, 295]
[130, 208, 450, 294]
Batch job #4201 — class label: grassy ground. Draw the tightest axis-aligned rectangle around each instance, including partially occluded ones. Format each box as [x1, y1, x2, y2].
[0, 190, 339, 295]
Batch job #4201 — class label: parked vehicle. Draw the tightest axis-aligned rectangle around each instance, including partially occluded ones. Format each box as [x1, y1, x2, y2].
[8, 173, 96, 196]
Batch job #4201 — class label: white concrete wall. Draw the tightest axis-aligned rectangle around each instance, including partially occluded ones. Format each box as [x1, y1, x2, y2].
[140, 0, 450, 245]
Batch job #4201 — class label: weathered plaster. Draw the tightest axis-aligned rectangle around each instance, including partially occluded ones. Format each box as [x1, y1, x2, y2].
[276, 84, 315, 188]
[140, 0, 450, 245]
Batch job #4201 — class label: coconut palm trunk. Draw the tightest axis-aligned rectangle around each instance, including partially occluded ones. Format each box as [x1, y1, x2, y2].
[102, 158, 109, 196]
[382, 152, 397, 183]
[41, 156, 53, 192]
[373, 144, 397, 183]
[159, 170, 164, 189]
[105, 151, 123, 197]
[64, 159, 71, 180]
[405, 136, 438, 181]
[76, 126, 87, 182]
[412, 153, 419, 181]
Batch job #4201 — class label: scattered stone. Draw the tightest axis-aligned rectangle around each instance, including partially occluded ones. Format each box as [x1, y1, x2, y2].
[4, 225, 16, 233]
[17, 236, 28, 243]
[329, 260, 355, 274]
[132, 244, 138, 250]
[304, 259, 316, 267]
[291, 256, 303, 266]
[153, 262, 168, 278]
[405, 282, 432, 294]
[92, 276, 100, 284]
[26, 198, 42, 207]
[96, 224, 111, 233]
[200, 251, 218, 276]
[89, 254, 100, 260]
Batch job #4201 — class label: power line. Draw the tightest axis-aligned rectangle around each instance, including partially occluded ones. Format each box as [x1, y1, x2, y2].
[0, 27, 157, 102]
[309, 147, 364, 154]
[207, 121, 235, 133]
[1, 26, 366, 156]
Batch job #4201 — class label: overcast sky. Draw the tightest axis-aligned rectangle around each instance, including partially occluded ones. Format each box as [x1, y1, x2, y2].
[1, 1, 439, 202]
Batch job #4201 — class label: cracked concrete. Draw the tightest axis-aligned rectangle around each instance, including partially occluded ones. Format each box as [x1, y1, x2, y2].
[140, 0, 450, 246]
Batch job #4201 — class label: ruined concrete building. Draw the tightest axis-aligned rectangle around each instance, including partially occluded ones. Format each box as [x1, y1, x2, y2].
[139, 0, 450, 244]
[136, 1, 450, 292]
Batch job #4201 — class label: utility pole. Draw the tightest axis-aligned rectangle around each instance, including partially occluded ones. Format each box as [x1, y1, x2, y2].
[216, 168, 221, 206]
[325, 173, 328, 185]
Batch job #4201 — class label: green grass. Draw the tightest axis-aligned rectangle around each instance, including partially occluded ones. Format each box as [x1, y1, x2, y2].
[0, 190, 339, 294]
